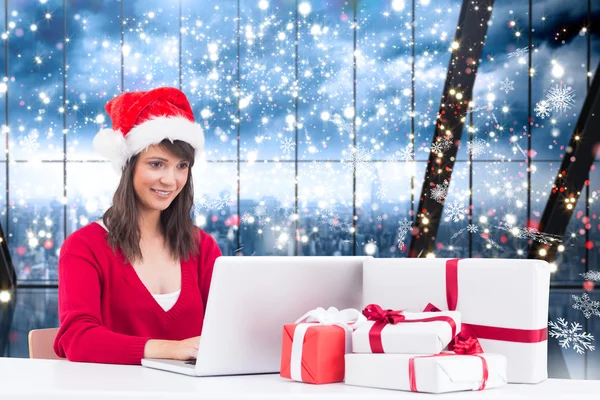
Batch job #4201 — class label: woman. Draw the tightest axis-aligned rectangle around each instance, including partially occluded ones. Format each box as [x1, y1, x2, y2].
[53, 87, 222, 364]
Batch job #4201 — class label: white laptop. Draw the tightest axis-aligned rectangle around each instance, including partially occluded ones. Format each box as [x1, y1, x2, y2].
[141, 256, 370, 376]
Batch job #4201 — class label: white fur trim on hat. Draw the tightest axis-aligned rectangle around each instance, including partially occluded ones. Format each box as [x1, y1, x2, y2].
[93, 116, 204, 172]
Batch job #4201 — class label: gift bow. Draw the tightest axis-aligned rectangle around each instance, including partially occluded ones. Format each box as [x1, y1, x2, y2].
[290, 307, 366, 382]
[295, 306, 367, 327]
[363, 303, 459, 353]
[424, 302, 483, 355]
[362, 303, 406, 324]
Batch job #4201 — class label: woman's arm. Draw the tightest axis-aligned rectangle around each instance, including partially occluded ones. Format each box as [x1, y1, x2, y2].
[54, 251, 151, 364]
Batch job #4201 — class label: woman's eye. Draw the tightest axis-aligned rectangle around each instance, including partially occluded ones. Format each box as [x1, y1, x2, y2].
[179, 163, 190, 169]
[150, 162, 162, 168]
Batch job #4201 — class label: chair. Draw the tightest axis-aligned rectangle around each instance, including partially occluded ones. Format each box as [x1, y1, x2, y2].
[28, 328, 64, 360]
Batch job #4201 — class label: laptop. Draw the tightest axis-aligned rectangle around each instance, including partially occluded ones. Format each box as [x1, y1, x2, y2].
[141, 256, 370, 376]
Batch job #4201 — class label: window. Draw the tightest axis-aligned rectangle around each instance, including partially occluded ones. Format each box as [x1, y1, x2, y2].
[0, 0, 598, 379]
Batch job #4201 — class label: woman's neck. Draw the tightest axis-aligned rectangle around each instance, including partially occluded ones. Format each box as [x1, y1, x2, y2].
[138, 210, 162, 240]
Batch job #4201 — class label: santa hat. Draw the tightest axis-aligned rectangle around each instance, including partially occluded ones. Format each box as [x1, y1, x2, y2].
[93, 87, 204, 172]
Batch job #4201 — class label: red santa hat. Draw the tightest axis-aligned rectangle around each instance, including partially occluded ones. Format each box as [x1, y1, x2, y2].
[93, 87, 204, 172]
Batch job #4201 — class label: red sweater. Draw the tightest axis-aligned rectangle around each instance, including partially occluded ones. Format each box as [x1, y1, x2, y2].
[53, 222, 222, 364]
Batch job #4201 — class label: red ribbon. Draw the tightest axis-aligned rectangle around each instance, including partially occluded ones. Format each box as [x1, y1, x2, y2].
[409, 353, 489, 392]
[362, 304, 458, 353]
[426, 258, 548, 345]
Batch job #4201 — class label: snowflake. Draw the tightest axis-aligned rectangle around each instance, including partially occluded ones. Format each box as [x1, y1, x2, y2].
[507, 46, 528, 59]
[546, 84, 575, 113]
[496, 223, 562, 245]
[211, 194, 232, 210]
[482, 235, 503, 251]
[431, 137, 453, 154]
[430, 180, 449, 204]
[549, 318, 595, 354]
[444, 201, 467, 223]
[376, 215, 383, 222]
[279, 137, 295, 154]
[241, 212, 254, 225]
[431, 141, 444, 154]
[332, 113, 354, 136]
[18, 133, 40, 152]
[534, 100, 551, 119]
[467, 224, 478, 234]
[254, 204, 267, 219]
[342, 144, 373, 175]
[467, 138, 487, 158]
[276, 197, 295, 218]
[572, 293, 600, 319]
[500, 78, 515, 94]
[274, 232, 290, 251]
[399, 145, 414, 162]
[376, 183, 388, 200]
[397, 218, 412, 250]
[580, 271, 600, 282]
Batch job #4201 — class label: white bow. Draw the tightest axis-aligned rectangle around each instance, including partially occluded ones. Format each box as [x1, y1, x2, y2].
[290, 307, 366, 382]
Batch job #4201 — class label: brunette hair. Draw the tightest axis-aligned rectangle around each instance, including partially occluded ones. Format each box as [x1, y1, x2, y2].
[102, 139, 199, 263]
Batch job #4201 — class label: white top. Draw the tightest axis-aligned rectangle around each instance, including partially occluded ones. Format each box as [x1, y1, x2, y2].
[152, 290, 181, 311]
[95, 220, 181, 311]
[1, 358, 599, 400]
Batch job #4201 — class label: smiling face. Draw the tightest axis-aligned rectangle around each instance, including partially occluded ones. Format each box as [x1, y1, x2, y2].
[132, 144, 191, 214]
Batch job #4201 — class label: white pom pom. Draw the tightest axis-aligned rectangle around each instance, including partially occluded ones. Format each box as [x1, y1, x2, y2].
[93, 128, 128, 171]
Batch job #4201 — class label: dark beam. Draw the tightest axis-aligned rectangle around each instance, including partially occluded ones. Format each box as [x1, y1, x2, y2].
[528, 62, 600, 261]
[408, 0, 494, 257]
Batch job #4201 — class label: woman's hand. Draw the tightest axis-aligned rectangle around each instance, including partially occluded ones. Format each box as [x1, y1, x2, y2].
[143, 336, 200, 361]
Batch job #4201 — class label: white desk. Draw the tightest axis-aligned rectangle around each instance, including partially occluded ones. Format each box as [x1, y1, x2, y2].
[1, 357, 598, 400]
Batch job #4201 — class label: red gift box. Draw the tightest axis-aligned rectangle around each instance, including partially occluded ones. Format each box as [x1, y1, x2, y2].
[280, 323, 347, 384]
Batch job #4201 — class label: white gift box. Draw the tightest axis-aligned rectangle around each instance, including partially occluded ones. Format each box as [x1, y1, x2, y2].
[362, 258, 550, 383]
[345, 353, 507, 394]
[352, 311, 461, 354]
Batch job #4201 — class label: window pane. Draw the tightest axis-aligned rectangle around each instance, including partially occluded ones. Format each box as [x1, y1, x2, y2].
[436, 161, 470, 258]
[530, 162, 586, 283]
[7, 0, 65, 160]
[181, 0, 238, 161]
[414, 0, 461, 160]
[239, 0, 295, 160]
[356, 161, 413, 258]
[532, 0, 587, 161]
[458, 3, 529, 162]
[123, 0, 179, 91]
[298, 1, 354, 161]
[588, 163, 599, 280]
[297, 162, 353, 256]
[3, 288, 58, 358]
[0, 1, 5, 162]
[548, 290, 596, 379]
[0, 162, 6, 238]
[193, 161, 238, 256]
[472, 161, 528, 258]
[66, 0, 122, 161]
[356, 2, 412, 161]
[9, 162, 64, 284]
[66, 162, 119, 236]
[239, 161, 295, 255]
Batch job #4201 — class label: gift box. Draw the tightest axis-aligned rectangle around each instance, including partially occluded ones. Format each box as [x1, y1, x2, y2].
[345, 353, 507, 394]
[280, 307, 365, 384]
[362, 258, 550, 383]
[352, 306, 461, 354]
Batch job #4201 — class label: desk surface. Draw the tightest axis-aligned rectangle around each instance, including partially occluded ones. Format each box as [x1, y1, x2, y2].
[1, 357, 598, 400]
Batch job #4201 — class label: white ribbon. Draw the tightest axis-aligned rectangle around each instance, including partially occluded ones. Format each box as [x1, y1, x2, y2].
[289, 306, 366, 382]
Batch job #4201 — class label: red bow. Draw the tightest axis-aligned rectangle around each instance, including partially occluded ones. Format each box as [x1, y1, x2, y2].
[362, 304, 406, 324]
[424, 303, 483, 355]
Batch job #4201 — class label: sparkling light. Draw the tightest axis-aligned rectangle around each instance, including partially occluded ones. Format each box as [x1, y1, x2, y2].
[298, 2, 311, 16]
